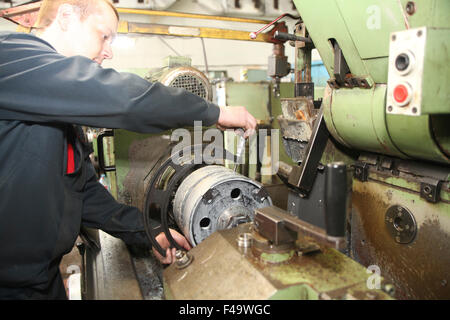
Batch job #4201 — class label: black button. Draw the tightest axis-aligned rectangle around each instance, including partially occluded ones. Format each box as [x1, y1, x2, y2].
[395, 53, 410, 71]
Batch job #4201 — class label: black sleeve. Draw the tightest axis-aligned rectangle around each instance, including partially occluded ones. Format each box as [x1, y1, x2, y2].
[0, 33, 220, 133]
[81, 159, 158, 249]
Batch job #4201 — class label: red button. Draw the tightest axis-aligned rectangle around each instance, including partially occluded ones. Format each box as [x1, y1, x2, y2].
[393, 84, 409, 103]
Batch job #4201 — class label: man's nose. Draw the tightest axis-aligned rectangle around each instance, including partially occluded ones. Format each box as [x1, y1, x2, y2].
[102, 42, 113, 60]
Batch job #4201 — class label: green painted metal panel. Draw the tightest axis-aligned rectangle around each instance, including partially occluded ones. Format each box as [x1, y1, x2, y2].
[293, 0, 371, 80]
[323, 83, 448, 164]
[223, 82, 296, 168]
[269, 284, 318, 300]
[406, 0, 450, 29]
[293, 0, 450, 86]
[386, 114, 449, 164]
[363, 57, 388, 84]
[421, 28, 450, 115]
[326, 85, 404, 157]
[117, 68, 151, 79]
[225, 82, 272, 122]
[223, 82, 271, 179]
[431, 115, 450, 158]
[336, 0, 406, 60]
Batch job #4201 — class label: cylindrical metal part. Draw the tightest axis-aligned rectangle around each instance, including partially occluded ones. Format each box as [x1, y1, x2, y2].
[322, 84, 449, 165]
[173, 165, 272, 246]
[324, 162, 347, 237]
[277, 161, 293, 179]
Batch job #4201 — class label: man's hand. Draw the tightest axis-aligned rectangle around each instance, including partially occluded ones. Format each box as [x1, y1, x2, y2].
[152, 228, 192, 264]
[217, 106, 257, 138]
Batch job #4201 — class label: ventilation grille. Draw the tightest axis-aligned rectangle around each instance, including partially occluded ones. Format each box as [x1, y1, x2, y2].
[169, 74, 208, 100]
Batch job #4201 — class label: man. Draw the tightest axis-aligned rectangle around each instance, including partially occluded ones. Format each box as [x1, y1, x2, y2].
[0, 0, 257, 299]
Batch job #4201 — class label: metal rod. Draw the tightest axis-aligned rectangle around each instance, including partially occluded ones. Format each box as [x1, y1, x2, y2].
[249, 13, 287, 39]
[117, 7, 271, 24]
[121, 21, 272, 42]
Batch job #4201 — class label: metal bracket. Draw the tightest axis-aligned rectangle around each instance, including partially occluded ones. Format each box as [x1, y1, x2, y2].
[353, 162, 369, 182]
[97, 130, 116, 172]
[420, 178, 442, 203]
[327, 77, 372, 89]
[252, 187, 270, 203]
[202, 188, 220, 204]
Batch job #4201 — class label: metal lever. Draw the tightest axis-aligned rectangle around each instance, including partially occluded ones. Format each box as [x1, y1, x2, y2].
[97, 130, 116, 172]
[274, 30, 312, 43]
[249, 13, 300, 40]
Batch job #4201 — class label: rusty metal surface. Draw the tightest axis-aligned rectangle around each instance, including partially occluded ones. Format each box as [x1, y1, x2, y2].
[351, 179, 450, 299]
[164, 223, 392, 300]
[262, 181, 289, 211]
[277, 97, 318, 142]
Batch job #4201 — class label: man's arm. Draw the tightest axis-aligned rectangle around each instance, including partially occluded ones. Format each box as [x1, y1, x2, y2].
[0, 33, 257, 134]
[0, 33, 219, 132]
[81, 161, 152, 247]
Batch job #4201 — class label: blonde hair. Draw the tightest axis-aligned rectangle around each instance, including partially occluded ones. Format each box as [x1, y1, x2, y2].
[34, 0, 119, 29]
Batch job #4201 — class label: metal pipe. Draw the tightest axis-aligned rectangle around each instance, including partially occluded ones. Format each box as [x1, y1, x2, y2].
[116, 8, 271, 24]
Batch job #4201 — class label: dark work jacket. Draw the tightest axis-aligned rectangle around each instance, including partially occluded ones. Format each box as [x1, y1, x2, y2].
[0, 32, 220, 295]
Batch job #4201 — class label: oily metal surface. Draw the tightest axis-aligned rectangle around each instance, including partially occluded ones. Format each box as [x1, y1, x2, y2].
[91, 231, 143, 300]
[120, 134, 173, 211]
[163, 223, 391, 300]
[351, 179, 450, 299]
[164, 224, 278, 300]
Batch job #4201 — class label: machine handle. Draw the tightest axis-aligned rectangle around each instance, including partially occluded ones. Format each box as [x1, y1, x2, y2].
[97, 130, 116, 172]
[324, 162, 347, 237]
[274, 30, 312, 43]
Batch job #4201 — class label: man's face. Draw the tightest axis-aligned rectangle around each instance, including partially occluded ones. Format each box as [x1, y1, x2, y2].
[64, 2, 118, 65]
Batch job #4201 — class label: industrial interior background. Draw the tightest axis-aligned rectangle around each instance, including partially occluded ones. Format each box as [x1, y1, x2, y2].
[0, 0, 448, 301]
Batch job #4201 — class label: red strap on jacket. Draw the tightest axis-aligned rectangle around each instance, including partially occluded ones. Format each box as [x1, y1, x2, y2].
[67, 142, 75, 174]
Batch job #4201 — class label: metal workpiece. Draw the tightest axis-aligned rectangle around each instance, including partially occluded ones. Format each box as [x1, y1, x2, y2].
[173, 165, 272, 246]
[236, 232, 253, 248]
[175, 250, 194, 269]
[163, 223, 393, 300]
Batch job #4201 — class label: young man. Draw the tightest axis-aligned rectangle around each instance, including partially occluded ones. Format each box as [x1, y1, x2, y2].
[0, 0, 257, 299]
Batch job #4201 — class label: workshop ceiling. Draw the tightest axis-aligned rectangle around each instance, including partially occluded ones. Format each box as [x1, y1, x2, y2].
[0, 0, 299, 17]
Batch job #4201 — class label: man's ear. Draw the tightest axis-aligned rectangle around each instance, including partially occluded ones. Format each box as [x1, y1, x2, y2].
[55, 4, 78, 32]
